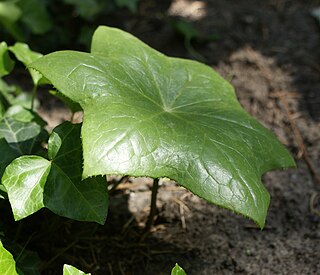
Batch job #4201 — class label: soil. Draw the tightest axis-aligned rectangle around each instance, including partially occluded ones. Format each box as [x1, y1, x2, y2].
[2, 0, 320, 274]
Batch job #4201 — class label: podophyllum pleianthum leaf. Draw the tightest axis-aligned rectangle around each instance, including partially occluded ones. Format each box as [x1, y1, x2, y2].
[0, 241, 19, 275]
[9, 43, 44, 85]
[171, 263, 186, 275]
[0, 42, 15, 77]
[29, 26, 295, 227]
[63, 264, 90, 275]
[2, 122, 108, 224]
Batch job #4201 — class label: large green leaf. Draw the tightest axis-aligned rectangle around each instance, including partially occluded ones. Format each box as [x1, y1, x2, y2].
[0, 241, 18, 275]
[29, 26, 295, 227]
[2, 122, 108, 224]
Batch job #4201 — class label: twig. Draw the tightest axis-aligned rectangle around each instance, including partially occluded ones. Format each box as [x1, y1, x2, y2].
[108, 263, 114, 275]
[277, 91, 320, 185]
[109, 175, 129, 193]
[41, 240, 78, 271]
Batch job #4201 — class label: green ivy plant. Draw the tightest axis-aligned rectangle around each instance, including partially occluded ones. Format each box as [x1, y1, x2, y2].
[1, 240, 185, 274]
[0, 240, 89, 274]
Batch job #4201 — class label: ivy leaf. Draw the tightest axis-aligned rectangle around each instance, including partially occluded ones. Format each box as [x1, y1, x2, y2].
[9, 43, 44, 86]
[2, 122, 108, 224]
[0, 118, 47, 155]
[63, 264, 90, 275]
[5, 242, 41, 275]
[0, 241, 19, 275]
[171, 263, 186, 275]
[29, 26, 295, 227]
[0, 42, 15, 77]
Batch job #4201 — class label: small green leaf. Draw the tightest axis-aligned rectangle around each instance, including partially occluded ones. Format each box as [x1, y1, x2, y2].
[0, 42, 15, 77]
[0, 118, 47, 155]
[63, 264, 90, 275]
[5, 240, 41, 275]
[171, 263, 186, 275]
[9, 43, 43, 85]
[0, 2, 21, 23]
[30, 26, 295, 227]
[0, 241, 19, 275]
[4, 105, 46, 126]
[2, 156, 51, 220]
[3, 122, 108, 224]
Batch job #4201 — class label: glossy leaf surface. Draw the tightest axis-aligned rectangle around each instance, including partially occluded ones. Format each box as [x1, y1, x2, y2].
[30, 26, 295, 227]
[2, 122, 108, 224]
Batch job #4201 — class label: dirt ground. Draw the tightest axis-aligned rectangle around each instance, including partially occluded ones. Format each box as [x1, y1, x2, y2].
[3, 0, 320, 274]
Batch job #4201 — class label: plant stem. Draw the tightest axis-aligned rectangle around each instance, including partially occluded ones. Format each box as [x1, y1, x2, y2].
[145, 178, 160, 232]
[31, 85, 37, 111]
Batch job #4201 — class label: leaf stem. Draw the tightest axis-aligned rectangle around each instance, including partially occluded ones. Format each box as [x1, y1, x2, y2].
[145, 178, 160, 232]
